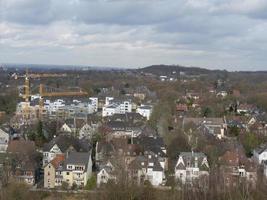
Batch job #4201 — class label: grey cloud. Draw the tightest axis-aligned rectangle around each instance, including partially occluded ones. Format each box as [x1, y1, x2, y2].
[1, 0, 267, 70]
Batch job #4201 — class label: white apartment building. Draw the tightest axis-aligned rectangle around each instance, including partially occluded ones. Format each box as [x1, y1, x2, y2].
[137, 105, 153, 120]
[102, 98, 132, 117]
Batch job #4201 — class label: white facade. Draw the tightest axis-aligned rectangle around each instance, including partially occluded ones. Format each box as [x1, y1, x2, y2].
[97, 161, 116, 186]
[63, 153, 92, 187]
[89, 97, 98, 112]
[0, 128, 9, 152]
[175, 152, 209, 184]
[60, 123, 72, 133]
[102, 104, 120, 117]
[79, 123, 97, 139]
[102, 98, 133, 117]
[253, 148, 267, 164]
[43, 144, 62, 166]
[137, 105, 153, 120]
[105, 97, 114, 105]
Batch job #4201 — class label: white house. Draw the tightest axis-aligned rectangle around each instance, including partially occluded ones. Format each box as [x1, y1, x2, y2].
[62, 152, 92, 187]
[128, 153, 165, 186]
[216, 91, 228, 98]
[60, 123, 73, 133]
[97, 161, 116, 187]
[0, 128, 9, 152]
[136, 105, 153, 120]
[79, 123, 97, 139]
[253, 143, 267, 164]
[175, 152, 209, 184]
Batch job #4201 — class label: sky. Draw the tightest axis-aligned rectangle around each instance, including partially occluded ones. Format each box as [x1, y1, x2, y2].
[1, 0, 267, 71]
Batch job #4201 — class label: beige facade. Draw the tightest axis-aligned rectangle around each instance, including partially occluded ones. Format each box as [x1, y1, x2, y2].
[44, 163, 56, 188]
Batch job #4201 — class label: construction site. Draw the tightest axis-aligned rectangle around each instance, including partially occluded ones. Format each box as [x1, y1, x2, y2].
[13, 70, 92, 125]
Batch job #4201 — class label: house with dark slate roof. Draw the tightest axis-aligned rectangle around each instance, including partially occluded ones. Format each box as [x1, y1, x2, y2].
[128, 152, 165, 186]
[42, 134, 91, 166]
[44, 151, 92, 188]
[175, 152, 209, 184]
[97, 160, 117, 187]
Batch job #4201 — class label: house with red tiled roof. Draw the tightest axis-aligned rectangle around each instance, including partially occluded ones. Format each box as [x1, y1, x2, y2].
[44, 154, 65, 188]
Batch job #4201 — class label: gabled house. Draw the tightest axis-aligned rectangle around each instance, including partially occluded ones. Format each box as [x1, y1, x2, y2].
[42, 135, 91, 166]
[11, 155, 38, 185]
[133, 136, 168, 170]
[79, 123, 96, 140]
[97, 161, 116, 187]
[237, 103, 256, 115]
[44, 154, 65, 188]
[128, 153, 165, 186]
[44, 151, 93, 188]
[219, 149, 257, 187]
[62, 152, 92, 188]
[175, 152, 209, 184]
[183, 117, 227, 139]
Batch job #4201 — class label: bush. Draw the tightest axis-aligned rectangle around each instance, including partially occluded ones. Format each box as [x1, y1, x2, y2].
[85, 175, 97, 190]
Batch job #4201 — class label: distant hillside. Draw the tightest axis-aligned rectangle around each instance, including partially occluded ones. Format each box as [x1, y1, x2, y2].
[138, 65, 216, 76]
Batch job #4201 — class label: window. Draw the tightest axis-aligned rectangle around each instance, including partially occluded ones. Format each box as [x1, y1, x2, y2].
[187, 161, 190, 167]
[67, 172, 69, 175]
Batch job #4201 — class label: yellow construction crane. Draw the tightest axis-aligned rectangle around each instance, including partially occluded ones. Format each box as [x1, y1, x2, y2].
[19, 69, 31, 121]
[19, 69, 88, 120]
[21, 69, 30, 102]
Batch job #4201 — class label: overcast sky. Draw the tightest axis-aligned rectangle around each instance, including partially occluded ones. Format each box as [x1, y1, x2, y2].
[1, 0, 267, 71]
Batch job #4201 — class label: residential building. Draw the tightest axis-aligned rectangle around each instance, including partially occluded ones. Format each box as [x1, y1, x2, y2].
[102, 98, 132, 117]
[44, 154, 65, 188]
[183, 117, 227, 139]
[0, 128, 9, 153]
[136, 105, 153, 120]
[175, 152, 209, 184]
[219, 149, 257, 187]
[97, 161, 116, 186]
[62, 152, 92, 187]
[7, 139, 39, 185]
[253, 143, 267, 164]
[44, 151, 93, 188]
[42, 135, 91, 166]
[128, 153, 165, 186]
